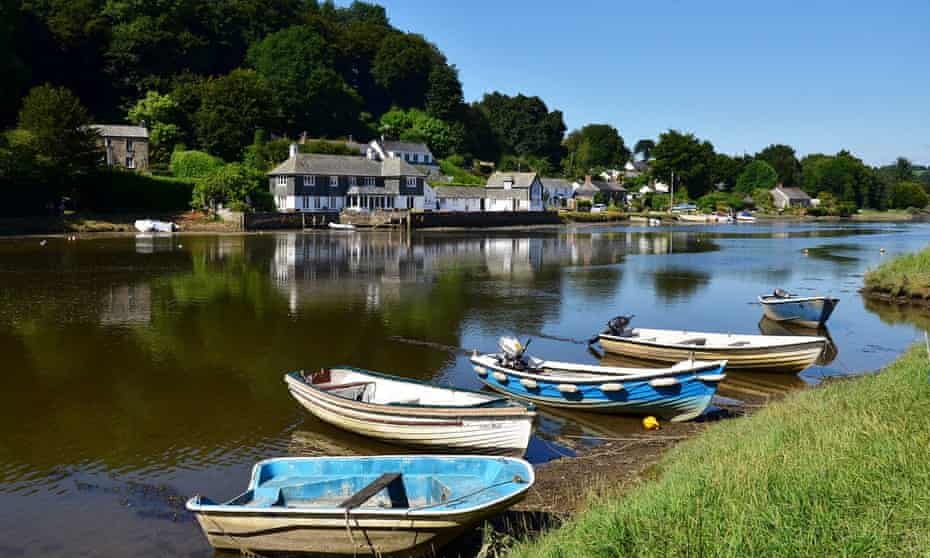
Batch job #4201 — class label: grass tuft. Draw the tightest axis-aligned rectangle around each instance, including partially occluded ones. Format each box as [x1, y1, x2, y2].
[865, 244, 930, 299]
[509, 345, 930, 558]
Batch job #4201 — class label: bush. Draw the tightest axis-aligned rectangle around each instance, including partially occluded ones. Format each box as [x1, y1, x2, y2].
[889, 181, 929, 210]
[697, 192, 743, 212]
[576, 200, 592, 212]
[170, 150, 224, 180]
[300, 140, 360, 156]
[192, 163, 266, 211]
[76, 170, 194, 212]
[438, 158, 485, 185]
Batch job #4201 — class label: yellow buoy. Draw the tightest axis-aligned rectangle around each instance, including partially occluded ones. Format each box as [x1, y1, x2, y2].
[642, 416, 660, 431]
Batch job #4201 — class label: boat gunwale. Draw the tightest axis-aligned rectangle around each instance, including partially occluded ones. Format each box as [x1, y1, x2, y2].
[285, 369, 536, 417]
[186, 455, 535, 518]
[470, 355, 727, 383]
[758, 295, 839, 305]
[597, 331, 827, 353]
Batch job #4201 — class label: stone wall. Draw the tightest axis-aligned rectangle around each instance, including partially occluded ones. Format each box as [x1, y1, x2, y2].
[409, 211, 560, 229]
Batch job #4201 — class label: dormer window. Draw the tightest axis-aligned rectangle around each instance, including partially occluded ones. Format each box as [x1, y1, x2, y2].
[405, 177, 417, 188]
[276, 176, 287, 186]
[504, 179, 514, 190]
[304, 176, 315, 187]
[329, 176, 339, 188]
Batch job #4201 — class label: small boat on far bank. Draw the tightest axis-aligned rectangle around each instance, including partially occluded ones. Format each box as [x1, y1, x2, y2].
[592, 316, 826, 374]
[328, 222, 356, 230]
[187, 455, 534, 556]
[471, 337, 726, 422]
[678, 213, 710, 223]
[134, 219, 175, 233]
[759, 289, 839, 328]
[736, 211, 757, 223]
[285, 368, 535, 456]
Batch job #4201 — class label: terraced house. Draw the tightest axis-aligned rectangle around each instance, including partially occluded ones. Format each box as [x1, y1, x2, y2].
[268, 144, 431, 212]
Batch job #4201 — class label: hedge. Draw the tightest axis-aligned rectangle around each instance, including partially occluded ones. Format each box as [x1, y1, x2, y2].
[76, 170, 194, 212]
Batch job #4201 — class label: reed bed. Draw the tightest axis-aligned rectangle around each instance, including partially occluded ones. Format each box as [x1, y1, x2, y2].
[509, 345, 930, 558]
[864, 245, 930, 299]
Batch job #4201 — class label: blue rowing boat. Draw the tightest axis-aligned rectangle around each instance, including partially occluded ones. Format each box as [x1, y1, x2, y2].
[759, 289, 839, 328]
[187, 455, 534, 556]
[470, 338, 726, 422]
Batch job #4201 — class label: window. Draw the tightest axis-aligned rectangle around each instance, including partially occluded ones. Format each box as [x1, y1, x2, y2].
[303, 196, 309, 209]
[364, 176, 376, 186]
[276, 176, 287, 186]
[125, 156, 135, 169]
[405, 177, 417, 188]
[424, 154, 431, 164]
[330, 196, 337, 208]
[349, 176, 357, 186]
[314, 197, 321, 209]
[104, 138, 112, 147]
[126, 139, 134, 152]
[412, 153, 419, 163]
[329, 176, 339, 187]
[304, 176, 315, 187]
[404, 153, 410, 161]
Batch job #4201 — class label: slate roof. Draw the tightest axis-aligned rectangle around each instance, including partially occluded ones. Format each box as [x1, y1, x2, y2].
[90, 124, 149, 139]
[773, 186, 811, 200]
[593, 181, 626, 192]
[268, 154, 425, 177]
[574, 181, 600, 196]
[486, 172, 538, 189]
[540, 177, 573, 191]
[381, 140, 433, 154]
[434, 186, 486, 199]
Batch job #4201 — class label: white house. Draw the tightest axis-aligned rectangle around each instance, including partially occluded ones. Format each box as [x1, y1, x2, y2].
[367, 138, 436, 165]
[267, 144, 429, 212]
[485, 172, 544, 211]
[433, 186, 485, 212]
[770, 186, 812, 210]
[540, 177, 574, 208]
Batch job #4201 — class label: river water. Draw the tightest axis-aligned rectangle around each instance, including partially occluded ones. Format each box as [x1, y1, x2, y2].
[1, 222, 928, 556]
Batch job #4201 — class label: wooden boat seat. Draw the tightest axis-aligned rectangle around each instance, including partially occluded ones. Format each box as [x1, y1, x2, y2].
[340, 473, 409, 510]
[387, 398, 421, 405]
[316, 381, 376, 391]
[675, 337, 707, 346]
[728, 341, 751, 347]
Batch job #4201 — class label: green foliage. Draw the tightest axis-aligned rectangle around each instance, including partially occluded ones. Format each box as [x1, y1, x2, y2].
[127, 91, 182, 163]
[0, 0, 29, 127]
[593, 191, 611, 205]
[644, 193, 671, 211]
[866, 245, 930, 299]
[192, 162, 266, 210]
[751, 187, 774, 212]
[243, 136, 291, 171]
[0, 129, 57, 215]
[816, 191, 839, 215]
[697, 192, 744, 212]
[633, 139, 655, 161]
[18, 84, 99, 181]
[499, 154, 554, 176]
[575, 200, 592, 212]
[711, 153, 750, 190]
[195, 69, 275, 161]
[300, 140, 360, 156]
[478, 92, 566, 166]
[76, 170, 194, 212]
[801, 151, 881, 209]
[889, 181, 929, 210]
[511, 344, 930, 558]
[438, 158, 484, 185]
[378, 108, 463, 158]
[755, 144, 801, 188]
[373, 33, 440, 108]
[563, 124, 630, 175]
[425, 64, 464, 121]
[651, 130, 716, 198]
[735, 160, 778, 194]
[894, 157, 914, 182]
[170, 150, 224, 180]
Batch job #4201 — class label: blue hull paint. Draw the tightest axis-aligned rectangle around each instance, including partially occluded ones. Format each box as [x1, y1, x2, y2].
[473, 362, 724, 422]
[760, 296, 838, 328]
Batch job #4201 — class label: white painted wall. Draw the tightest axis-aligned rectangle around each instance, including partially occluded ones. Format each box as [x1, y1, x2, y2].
[437, 197, 483, 211]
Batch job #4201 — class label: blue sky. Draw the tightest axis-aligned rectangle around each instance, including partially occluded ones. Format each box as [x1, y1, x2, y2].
[358, 0, 929, 166]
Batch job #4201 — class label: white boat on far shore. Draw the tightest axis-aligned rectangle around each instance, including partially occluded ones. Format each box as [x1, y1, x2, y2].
[134, 219, 175, 233]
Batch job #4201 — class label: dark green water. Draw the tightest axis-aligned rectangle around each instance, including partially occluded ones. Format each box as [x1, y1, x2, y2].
[0, 223, 928, 556]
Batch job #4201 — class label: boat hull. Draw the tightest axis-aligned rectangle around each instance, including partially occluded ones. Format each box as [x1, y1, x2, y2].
[285, 374, 534, 456]
[470, 356, 725, 422]
[759, 296, 838, 328]
[597, 334, 824, 374]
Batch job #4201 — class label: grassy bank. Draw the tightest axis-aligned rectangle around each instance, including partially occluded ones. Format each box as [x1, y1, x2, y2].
[511, 345, 930, 558]
[0, 211, 239, 235]
[560, 211, 628, 223]
[864, 244, 930, 299]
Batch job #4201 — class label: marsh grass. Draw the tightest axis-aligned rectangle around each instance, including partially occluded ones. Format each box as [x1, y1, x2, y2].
[509, 345, 930, 558]
[865, 245, 930, 299]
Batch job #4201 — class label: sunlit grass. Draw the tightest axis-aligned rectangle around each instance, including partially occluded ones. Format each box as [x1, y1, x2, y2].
[865, 244, 930, 299]
[509, 345, 930, 558]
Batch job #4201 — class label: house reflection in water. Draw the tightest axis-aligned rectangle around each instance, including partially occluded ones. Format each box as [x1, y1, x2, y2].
[100, 283, 152, 325]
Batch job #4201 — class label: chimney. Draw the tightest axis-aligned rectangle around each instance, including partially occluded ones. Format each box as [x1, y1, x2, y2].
[584, 175, 593, 185]
[289, 143, 298, 158]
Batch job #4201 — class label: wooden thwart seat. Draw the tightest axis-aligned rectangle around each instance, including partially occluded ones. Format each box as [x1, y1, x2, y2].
[339, 473, 409, 509]
[315, 381, 376, 391]
[675, 337, 707, 346]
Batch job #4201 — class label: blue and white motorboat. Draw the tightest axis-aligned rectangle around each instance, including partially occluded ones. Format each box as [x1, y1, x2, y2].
[759, 289, 839, 328]
[187, 455, 534, 556]
[470, 337, 726, 422]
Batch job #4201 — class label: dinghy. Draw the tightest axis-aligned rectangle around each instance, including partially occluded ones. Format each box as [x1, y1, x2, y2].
[471, 338, 725, 422]
[328, 222, 356, 230]
[187, 455, 534, 556]
[736, 211, 756, 223]
[759, 288, 839, 328]
[134, 219, 175, 233]
[285, 368, 535, 456]
[592, 316, 826, 374]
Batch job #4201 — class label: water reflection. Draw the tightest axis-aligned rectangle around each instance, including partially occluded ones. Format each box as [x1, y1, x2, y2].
[757, 318, 838, 365]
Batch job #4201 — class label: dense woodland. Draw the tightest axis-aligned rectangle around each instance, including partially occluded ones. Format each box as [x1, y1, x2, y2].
[0, 0, 927, 215]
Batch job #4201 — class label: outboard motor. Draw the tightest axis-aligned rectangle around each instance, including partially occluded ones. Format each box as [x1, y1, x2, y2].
[498, 336, 531, 370]
[588, 315, 634, 345]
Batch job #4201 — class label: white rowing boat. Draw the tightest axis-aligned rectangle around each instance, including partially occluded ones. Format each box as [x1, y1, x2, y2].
[592, 316, 826, 374]
[328, 222, 356, 230]
[284, 368, 535, 456]
[134, 219, 175, 233]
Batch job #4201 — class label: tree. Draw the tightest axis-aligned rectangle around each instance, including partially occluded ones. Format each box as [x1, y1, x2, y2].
[801, 151, 878, 208]
[711, 153, 750, 191]
[634, 139, 655, 161]
[127, 91, 182, 164]
[373, 33, 440, 108]
[735, 160, 778, 194]
[563, 124, 630, 175]
[425, 64, 464, 121]
[650, 130, 716, 198]
[889, 181, 929, 209]
[18, 84, 99, 181]
[378, 108, 463, 158]
[751, 188, 774, 212]
[894, 157, 914, 182]
[755, 144, 801, 188]
[195, 69, 275, 161]
[0, 0, 29, 127]
[192, 162, 266, 211]
[478, 92, 566, 165]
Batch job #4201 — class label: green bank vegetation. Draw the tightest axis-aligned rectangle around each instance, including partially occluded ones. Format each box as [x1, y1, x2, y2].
[864, 245, 930, 300]
[511, 344, 930, 558]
